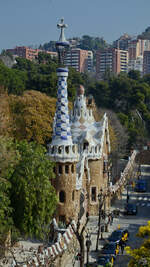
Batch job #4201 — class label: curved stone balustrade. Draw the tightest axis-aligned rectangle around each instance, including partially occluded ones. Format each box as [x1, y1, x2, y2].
[11, 220, 77, 267]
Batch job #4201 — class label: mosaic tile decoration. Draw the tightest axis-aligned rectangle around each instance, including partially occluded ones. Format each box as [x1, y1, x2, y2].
[52, 68, 72, 144]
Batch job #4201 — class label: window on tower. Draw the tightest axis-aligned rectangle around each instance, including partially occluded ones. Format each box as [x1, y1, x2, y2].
[71, 164, 74, 173]
[65, 165, 69, 174]
[72, 190, 75, 201]
[59, 164, 63, 174]
[65, 146, 69, 154]
[91, 187, 97, 202]
[59, 191, 66, 203]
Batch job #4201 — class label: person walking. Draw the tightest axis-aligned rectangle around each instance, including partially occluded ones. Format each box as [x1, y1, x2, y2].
[119, 239, 125, 254]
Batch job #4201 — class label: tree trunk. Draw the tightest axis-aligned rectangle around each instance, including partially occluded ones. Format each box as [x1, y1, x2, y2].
[79, 235, 84, 267]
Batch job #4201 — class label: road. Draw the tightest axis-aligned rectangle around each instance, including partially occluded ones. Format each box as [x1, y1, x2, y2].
[85, 165, 150, 267]
[115, 165, 150, 266]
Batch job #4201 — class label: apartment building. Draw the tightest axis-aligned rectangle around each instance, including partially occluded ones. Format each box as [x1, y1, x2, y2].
[64, 48, 93, 73]
[113, 33, 131, 51]
[128, 56, 143, 73]
[96, 48, 128, 80]
[7, 46, 57, 61]
[143, 51, 150, 75]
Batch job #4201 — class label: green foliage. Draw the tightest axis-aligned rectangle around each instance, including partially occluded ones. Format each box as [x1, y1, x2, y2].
[77, 35, 108, 51]
[0, 61, 27, 95]
[0, 137, 17, 236]
[128, 70, 141, 81]
[0, 137, 57, 240]
[86, 73, 150, 147]
[9, 140, 57, 239]
[138, 26, 150, 40]
[39, 35, 108, 53]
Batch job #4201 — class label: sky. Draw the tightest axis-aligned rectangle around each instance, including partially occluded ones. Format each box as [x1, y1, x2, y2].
[0, 0, 150, 52]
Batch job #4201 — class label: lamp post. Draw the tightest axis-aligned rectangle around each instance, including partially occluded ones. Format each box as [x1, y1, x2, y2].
[126, 183, 129, 204]
[85, 229, 91, 266]
[96, 188, 103, 251]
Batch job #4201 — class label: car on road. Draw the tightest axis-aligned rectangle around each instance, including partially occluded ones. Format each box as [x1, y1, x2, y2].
[134, 179, 147, 192]
[96, 254, 114, 266]
[101, 242, 119, 258]
[124, 203, 137, 215]
[107, 229, 129, 244]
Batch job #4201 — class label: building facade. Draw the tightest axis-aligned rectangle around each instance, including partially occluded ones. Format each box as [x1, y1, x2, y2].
[48, 80, 111, 223]
[7, 46, 57, 61]
[47, 19, 111, 224]
[113, 33, 131, 51]
[143, 50, 150, 75]
[96, 48, 128, 80]
[64, 48, 93, 73]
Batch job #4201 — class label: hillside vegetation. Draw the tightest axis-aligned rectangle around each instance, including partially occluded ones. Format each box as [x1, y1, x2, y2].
[1, 54, 150, 148]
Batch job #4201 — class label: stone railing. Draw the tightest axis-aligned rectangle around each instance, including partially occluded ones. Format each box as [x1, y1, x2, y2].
[11, 220, 77, 267]
[109, 150, 137, 194]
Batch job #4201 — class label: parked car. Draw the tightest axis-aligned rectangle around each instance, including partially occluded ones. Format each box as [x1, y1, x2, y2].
[124, 203, 137, 215]
[96, 254, 114, 266]
[134, 179, 147, 192]
[107, 228, 129, 244]
[101, 242, 119, 258]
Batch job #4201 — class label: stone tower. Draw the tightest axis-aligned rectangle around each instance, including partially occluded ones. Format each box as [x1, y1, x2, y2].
[48, 19, 79, 224]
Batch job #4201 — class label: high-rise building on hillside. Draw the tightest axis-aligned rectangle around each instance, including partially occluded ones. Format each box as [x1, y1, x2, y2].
[64, 48, 93, 73]
[128, 56, 143, 73]
[113, 33, 131, 51]
[96, 48, 128, 80]
[143, 50, 150, 75]
[128, 39, 141, 60]
[7, 46, 57, 61]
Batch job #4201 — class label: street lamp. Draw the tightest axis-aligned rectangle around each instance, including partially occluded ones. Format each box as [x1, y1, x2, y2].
[126, 183, 129, 204]
[96, 188, 103, 251]
[85, 229, 92, 266]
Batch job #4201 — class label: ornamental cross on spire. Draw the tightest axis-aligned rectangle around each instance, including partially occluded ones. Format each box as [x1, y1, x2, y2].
[57, 18, 68, 43]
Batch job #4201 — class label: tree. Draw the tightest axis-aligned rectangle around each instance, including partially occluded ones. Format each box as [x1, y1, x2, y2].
[9, 90, 56, 144]
[0, 137, 18, 244]
[128, 70, 141, 81]
[9, 141, 57, 239]
[73, 213, 89, 267]
[126, 221, 150, 266]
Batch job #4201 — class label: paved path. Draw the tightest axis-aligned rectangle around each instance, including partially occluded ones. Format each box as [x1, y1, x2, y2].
[83, 164, 150, 266]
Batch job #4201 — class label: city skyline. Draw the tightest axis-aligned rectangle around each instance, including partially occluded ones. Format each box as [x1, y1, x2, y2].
[1, 0, 150, 52]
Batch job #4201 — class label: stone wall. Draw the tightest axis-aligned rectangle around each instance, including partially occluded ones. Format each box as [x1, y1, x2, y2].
[54, 162, 79, 223]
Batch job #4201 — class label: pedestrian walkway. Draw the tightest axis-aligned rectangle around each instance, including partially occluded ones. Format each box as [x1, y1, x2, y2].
[85, 189, 129, 265]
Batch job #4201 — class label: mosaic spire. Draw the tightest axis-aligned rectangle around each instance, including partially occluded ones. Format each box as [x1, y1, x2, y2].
[51, 19, 72, 146]
[51, 67, 73, 146]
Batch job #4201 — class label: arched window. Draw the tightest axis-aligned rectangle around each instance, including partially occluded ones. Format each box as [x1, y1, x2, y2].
[59, 191, 66, 203]
[65, 165, 69, 174]
[58, 146, 62, 154]
[51, 146, 54, 154]
[65, 146, 69, 154]
[91, 187, 97, 202]
[59, 165, 62, 174]
[71, 164, 74, 173]
[83, 141, 89, 150]
[72, 190, 75, 201]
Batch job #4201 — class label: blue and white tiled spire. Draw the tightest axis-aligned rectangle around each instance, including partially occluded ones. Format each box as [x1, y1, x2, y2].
[48, 19, 78, 162]
[52, 67, 72, 146]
